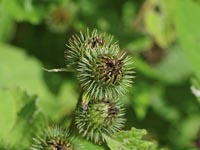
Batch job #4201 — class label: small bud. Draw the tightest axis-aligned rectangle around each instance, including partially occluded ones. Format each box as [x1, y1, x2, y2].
[31, 126, 74, 150]
[74, 99, 125, 144]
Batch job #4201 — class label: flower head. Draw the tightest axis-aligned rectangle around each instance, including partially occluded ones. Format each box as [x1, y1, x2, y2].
[74, 99, 125, 144]
[78, 48, 134, 100]
[31, 126, 74, 150]
[65, 29, 135, 101]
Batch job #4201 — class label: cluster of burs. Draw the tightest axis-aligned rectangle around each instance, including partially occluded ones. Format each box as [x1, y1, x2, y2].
[31, 29, 135, 150]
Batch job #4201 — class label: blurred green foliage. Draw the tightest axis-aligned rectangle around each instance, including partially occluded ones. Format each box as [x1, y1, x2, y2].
[0, 0, 200, 149]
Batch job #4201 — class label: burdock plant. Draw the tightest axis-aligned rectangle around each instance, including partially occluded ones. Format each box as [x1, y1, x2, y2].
[33, 29, 140, 149]
[65, 29, 134, 144]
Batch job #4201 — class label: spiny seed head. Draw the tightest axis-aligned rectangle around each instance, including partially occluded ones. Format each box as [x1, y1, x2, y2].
[78, 48, 135, 100]
[74, 99, 125, 144]
[31, 126, 73, 150]
[64, 29, 118, 69]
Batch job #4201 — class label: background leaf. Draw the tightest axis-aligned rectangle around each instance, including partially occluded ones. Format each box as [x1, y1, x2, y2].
[105, 128, 157, 150]
[174, 0, 200, 79]
[0, 43, 77, 121]
[0, 88, 46, 149]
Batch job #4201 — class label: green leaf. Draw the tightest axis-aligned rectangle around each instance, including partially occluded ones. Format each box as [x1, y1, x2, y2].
[0, 88, 46, 149]
[174, 0, 200, 79]
[105, 128, 157, 150]
[77, 138, 105, 150]
[0, 0, 53, 24]
[0, 43, 77, 121]
[0, 43, 53, 115]
[0, 5, 15, 42]
[144, 0, 175, 48]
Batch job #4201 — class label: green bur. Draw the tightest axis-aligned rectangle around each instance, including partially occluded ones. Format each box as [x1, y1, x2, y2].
[74, 99, 125, 144]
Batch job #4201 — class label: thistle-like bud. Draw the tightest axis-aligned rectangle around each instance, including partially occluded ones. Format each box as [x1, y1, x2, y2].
[65, 29, 118, 69]
[78, 48, 134, 100]
[31, 126, 74, 150]
[74, 99, 125, 144]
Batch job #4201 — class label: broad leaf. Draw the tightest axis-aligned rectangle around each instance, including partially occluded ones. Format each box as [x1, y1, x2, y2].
[0, 88, 46, 149]
[105, 128, 157, 150]
[0, 43, 77, 121]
